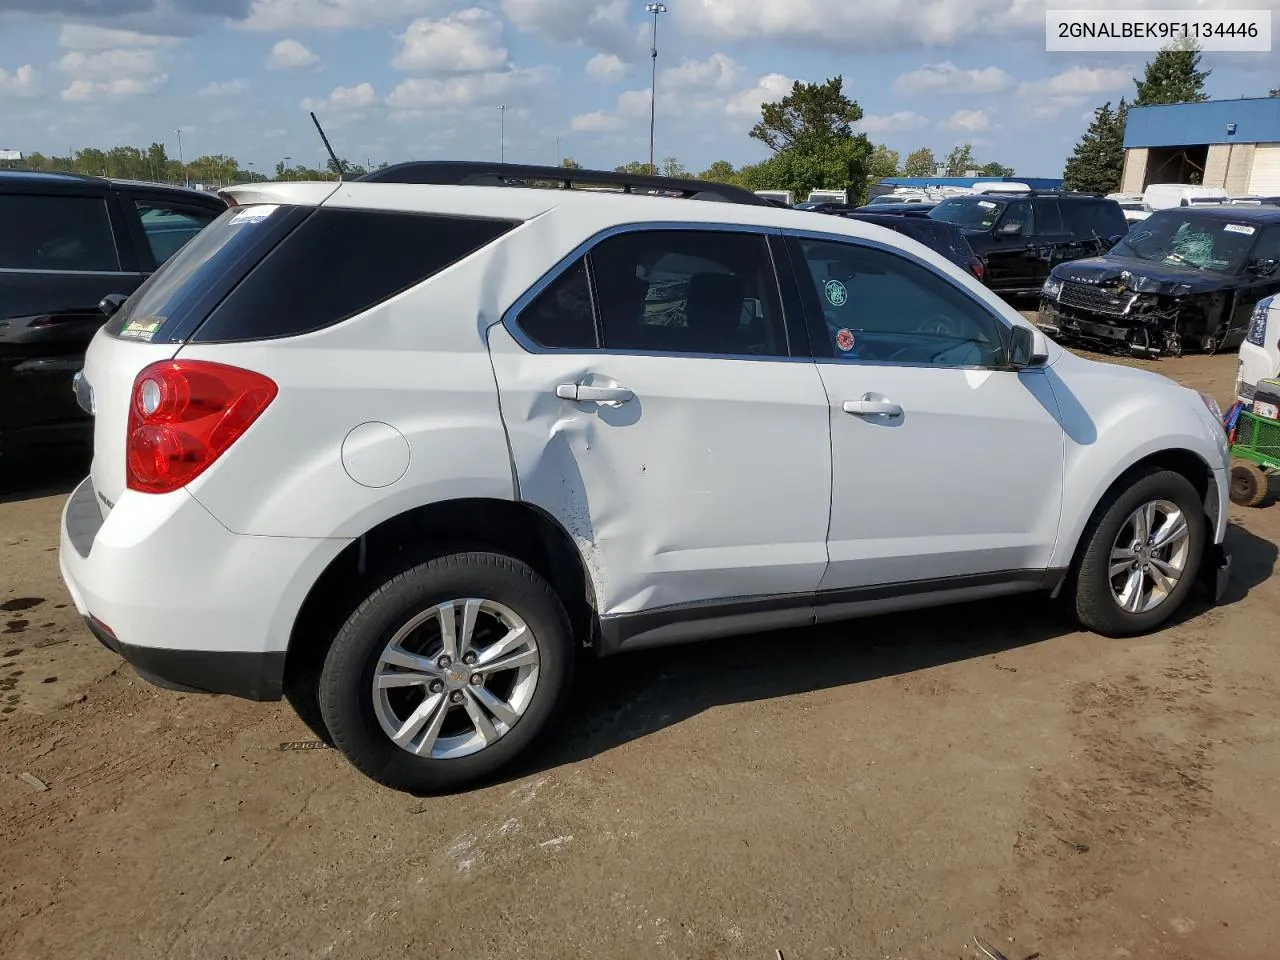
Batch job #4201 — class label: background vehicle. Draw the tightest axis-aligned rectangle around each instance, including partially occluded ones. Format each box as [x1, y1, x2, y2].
[862, 192, 931, 207]
[852, 201, 937, 217]
[1107, 192, 1154, 224]
[1040, 207, 1280, 356]
[60, 162, 1231, 794]
[928, 191, 1129, 298]
[0, 171, 225, 460]
[805, 189, 847, 205]
[841, 210, 986, 282]
[1144, 184, 1228, 211]
[754, 189, 795, 206]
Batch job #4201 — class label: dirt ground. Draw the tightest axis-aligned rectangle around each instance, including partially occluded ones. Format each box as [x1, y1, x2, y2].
[3, 351, 1279, 960]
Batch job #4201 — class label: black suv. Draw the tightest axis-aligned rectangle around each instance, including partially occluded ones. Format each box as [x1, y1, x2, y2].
[927, 192, 1128, 298]
[0, 171, 225, 459]
[840, 211, 985, 283]
[1038, 204, 1280, 356]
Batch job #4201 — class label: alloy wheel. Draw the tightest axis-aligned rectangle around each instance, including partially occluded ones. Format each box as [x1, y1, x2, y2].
[1107, 499, 1192, 615]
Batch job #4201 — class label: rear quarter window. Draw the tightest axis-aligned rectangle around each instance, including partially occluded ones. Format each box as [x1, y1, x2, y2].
[191, 208, 518, 342]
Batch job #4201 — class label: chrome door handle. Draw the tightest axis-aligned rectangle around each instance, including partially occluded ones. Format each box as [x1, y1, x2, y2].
[555, 383, 634, 403]
[843, 398, 902, 418]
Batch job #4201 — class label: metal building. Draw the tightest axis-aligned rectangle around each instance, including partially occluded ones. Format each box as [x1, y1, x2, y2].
[1122, 96, 1280, 196]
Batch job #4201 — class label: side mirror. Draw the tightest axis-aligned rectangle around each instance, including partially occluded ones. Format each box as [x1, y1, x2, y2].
[1009, 324, 1050, 368]
[997, 221, 1023, 238]
[99, 294, 128, 318]
[1107, 234, 1124, 246]
[1250, 258, 1279, 277]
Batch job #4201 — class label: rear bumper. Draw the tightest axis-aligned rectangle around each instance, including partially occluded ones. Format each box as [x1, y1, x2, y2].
[59, 476, 351, 702]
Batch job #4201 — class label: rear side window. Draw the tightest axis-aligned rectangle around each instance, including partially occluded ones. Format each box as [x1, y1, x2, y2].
[0, 194, 118, 272]
[135, 200, 220, 266]
[1070, 200, 1128, 241]
[1033, 199, 1066, 235]
[518, 258, 598, 349]
[193, 209, 518, 342]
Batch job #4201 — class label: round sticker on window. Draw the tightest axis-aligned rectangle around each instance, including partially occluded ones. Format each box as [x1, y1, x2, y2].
[824, 279, 848, 307]
[835, 328, 855, 352]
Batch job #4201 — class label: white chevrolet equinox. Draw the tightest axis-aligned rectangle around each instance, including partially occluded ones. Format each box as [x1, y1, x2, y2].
[59, 163, 1232, 793]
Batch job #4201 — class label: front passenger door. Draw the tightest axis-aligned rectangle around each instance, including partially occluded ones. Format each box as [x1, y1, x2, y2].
[785, 234, 1066, 595]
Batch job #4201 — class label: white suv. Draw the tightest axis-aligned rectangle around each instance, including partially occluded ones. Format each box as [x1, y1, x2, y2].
[59, 162, 1233, 793]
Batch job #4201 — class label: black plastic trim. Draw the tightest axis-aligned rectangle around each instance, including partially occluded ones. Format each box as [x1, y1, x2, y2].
[597, 568, 1067, 655]
[85, 617, 285, 701]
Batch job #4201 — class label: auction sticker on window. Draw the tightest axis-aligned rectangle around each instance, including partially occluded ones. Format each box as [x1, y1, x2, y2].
[230, 204, 280, 225]
[824, 279, 848, 307]
[1224, 224, 1257, 236]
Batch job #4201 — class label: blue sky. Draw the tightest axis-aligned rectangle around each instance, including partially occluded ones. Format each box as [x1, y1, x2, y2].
[0, 0, 1276, 177]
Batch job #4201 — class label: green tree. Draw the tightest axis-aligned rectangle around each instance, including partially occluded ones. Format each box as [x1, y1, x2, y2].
[945, 143, 976, 176]
[867, 144, 900, 181]
[1134, 40, 1210, 106]
[1062, 100, 1128, 194]
[660, 156, 687, 178]
[614, 160, 653, 175]
[560, 156, 583, 169]
[699, 160, 737, 182]
[902, 147, 937, 177]
[747, 76, 873, 198]
[979, 161, 1015, 177]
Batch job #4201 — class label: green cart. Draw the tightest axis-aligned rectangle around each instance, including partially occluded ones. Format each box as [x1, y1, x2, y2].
[1229, 407, 1280, 507]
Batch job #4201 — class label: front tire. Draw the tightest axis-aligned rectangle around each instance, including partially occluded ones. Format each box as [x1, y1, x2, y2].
[318, 552, 574, 793]
[1072, 468, 1206, 637]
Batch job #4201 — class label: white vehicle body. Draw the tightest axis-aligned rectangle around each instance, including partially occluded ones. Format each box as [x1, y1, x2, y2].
[806, 189, 847, 204]
[58, 167, 1234, 790]
[1107, 193, 1153, 223]
[969, 182, 1032, 195]
[1143, 184, 1229, 211]
[753, 189, 794, 205]
[1236, 294, 1280, 405]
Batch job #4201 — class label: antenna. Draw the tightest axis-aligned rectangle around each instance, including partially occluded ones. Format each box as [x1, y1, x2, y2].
[310, 111, 347, 180]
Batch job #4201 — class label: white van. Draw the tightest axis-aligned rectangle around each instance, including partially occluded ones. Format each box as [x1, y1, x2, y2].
[753, 189, 795, 206]
[1235, 295, 1280, 405]
[969, 181, 1032, 195]
[805, 189, 847, 204]
[1143, 184, 1229, 211]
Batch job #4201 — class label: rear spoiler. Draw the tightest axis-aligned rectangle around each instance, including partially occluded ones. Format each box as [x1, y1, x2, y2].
[218, 181, 344, 209]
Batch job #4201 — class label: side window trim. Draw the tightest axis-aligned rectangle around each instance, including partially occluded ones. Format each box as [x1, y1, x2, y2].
[782, 228, 1015, 371]
[503, 221, 808, 362]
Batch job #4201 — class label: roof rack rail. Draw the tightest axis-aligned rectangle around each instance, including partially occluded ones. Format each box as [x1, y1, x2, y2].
[356, 161, 771, 206]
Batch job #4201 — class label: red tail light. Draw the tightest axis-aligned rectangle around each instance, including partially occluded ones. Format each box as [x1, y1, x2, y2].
[126, 360, 277, 494]
[970, 259, 985, 281]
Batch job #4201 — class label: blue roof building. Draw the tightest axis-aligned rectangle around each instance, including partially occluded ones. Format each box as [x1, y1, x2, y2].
[1121, 97, 1280, 196]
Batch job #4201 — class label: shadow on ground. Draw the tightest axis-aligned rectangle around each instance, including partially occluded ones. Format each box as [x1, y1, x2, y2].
[0, 447, 89, 506]
[493, 520, 1277, 788]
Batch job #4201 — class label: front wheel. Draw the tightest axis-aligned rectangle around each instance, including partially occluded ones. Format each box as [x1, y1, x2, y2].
[1072, 468, 1206, 637]
[318, 552, 574, 793]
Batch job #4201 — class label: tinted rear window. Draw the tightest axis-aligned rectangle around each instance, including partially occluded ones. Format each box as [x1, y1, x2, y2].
[0, 194, 118, 272]
[192, 208, 518, 342]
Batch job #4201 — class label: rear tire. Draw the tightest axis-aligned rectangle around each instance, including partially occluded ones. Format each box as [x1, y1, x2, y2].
[318, 551, 574, 793]
[1072, 468, 1206, 637]
[1230, 461, 1268, 507]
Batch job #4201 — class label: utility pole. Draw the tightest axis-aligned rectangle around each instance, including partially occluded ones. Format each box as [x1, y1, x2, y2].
[175, 127, 186, 187]
[498, 104, 506, 163]
[646, 2, 667, 176]
[555, 136, 560, 166]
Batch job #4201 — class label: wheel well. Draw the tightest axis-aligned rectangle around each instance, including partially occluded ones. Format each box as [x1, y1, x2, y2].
[1062, 448, 1216, 588]
[284, 499, 599, 689]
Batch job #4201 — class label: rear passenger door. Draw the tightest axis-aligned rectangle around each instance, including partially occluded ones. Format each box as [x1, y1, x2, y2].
[487, 226, 834, 629]
[1032, 198, 1078, 279]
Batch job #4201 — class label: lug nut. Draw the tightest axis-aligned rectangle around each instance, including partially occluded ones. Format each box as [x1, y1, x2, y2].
[429, 680, 444, 694]
[470, 674, 483, 686]
[437, 655, 452, 669]
[463, 652, 478, 666]
[450, 691, 464, 704]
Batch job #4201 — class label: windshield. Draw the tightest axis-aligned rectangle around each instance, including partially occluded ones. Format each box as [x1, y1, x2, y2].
[928, 197, 1005, 230]
[1110, 211, 1260, 274]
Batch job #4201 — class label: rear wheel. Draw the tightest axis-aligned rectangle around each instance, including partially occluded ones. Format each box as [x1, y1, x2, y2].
[1072, 468, 1206, 637]
[1230, 461, 1269, 507]
[318, 552, 574, 793]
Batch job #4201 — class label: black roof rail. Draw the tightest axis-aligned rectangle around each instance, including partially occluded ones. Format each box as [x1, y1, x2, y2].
[356, 161, 772, 206]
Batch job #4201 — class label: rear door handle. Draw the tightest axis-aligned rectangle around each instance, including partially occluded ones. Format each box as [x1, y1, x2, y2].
[556, 383, 634, 404]
[843, 398, 903, 418]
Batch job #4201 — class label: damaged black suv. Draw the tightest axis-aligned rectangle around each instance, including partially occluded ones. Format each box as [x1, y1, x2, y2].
[1038, 205, 1280, 357]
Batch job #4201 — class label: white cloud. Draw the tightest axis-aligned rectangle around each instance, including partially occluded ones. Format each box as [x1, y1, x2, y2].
[0, 65, 36, 97]
[571, 109, 625, 132]
[386, 67, 551, 112]
[302, 82, 377, 113]
[724, 73, 793, 122]
[1016, 65, 1131, 120]
[237, 0, 438, 31]
[199, 78, 250, 97]
[392, 9, 508, 74]
[585, 52, 626, 83]
[61, 75, 166, 101]
[893, 61, 1014, 96]
[59, 25, 182, 50]
[57, 47, 168, 100]
[661, 53, 742, 92]
[858, 111, 930, 134]
[267, 39, 321, 70]
[264, 128, 288, 139]
[501, 0, 631, 48]
[940, 108, 992, 133]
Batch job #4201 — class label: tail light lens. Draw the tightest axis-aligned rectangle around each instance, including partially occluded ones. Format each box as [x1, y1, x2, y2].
[970, 259, 985, 281]
[126, 360, 277, 494]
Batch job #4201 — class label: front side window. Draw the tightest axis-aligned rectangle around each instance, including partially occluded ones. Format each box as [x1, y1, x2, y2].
[587, 230, 788, 356]
[997, 200, 1035, 236]
[0, 194, 118, 272]
[795, 238, 1005, 368]
[135, 200, 220, 266]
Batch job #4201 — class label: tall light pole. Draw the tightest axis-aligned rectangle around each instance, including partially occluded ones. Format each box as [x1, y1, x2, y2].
[175, 127, 186, 186]
[498, 104, 506, 163]
[646, 2, 667, 176]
